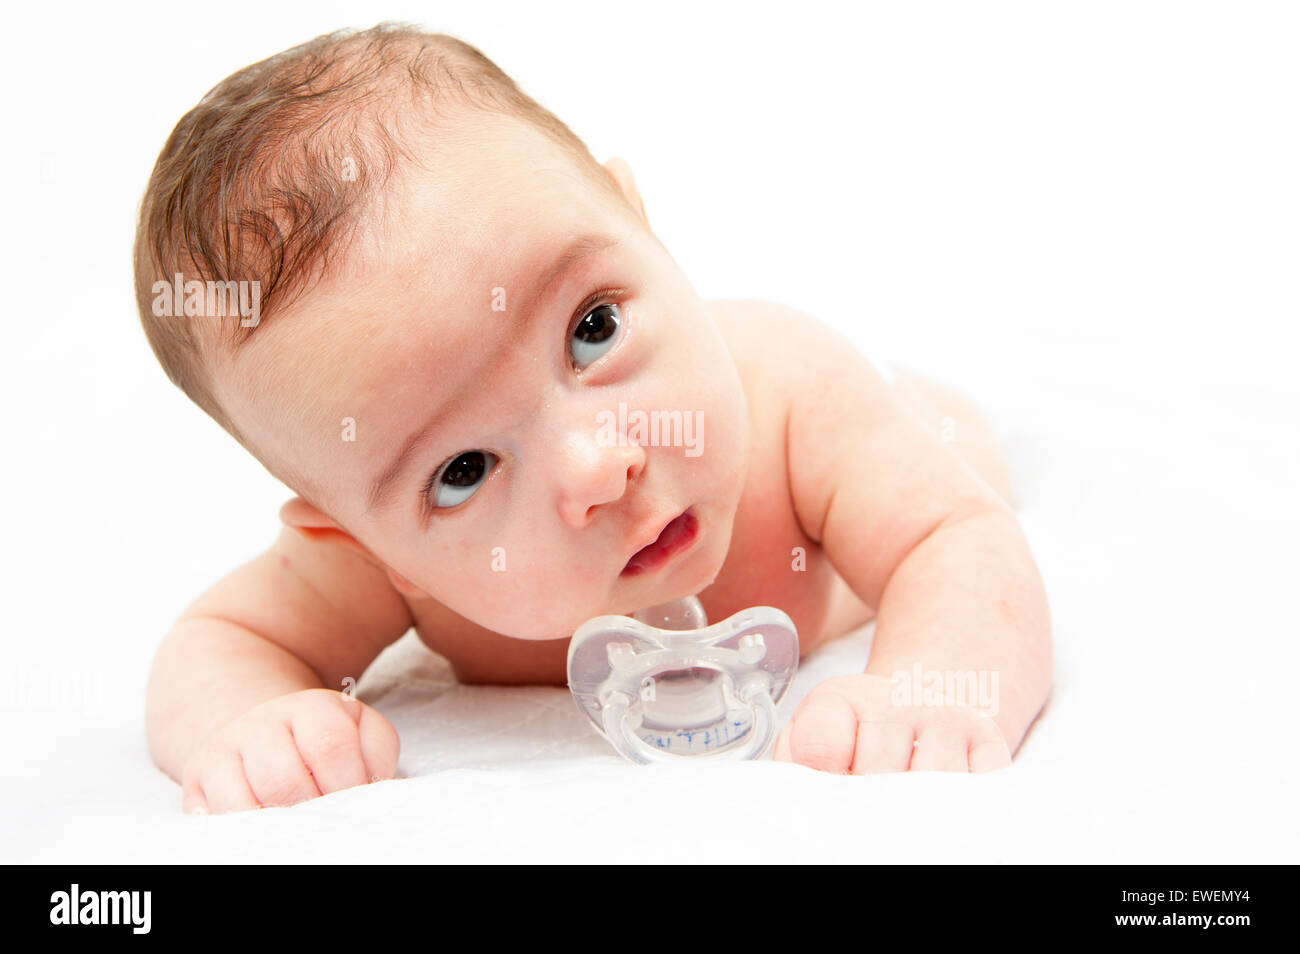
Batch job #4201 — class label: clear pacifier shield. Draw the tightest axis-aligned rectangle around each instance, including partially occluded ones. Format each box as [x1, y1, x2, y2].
[566, 598, 798, 763]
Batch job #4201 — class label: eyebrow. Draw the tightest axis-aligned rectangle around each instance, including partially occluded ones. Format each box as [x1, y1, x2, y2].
[364, 231, 620, 514]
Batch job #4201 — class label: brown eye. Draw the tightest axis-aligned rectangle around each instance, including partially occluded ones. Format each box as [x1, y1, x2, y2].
[429, 451, 498, 508]
[570, 303, 622, 368]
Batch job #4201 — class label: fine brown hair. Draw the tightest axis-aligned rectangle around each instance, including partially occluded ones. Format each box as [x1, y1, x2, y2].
[133, 22, 621, 463]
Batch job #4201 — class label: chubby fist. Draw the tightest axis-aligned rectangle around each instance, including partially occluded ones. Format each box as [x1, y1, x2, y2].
[773, 673, 1011, 774]
[180, 688, 400, 813]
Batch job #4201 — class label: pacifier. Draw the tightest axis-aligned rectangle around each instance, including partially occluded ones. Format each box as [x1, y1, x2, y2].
[567, 595, 799, 763]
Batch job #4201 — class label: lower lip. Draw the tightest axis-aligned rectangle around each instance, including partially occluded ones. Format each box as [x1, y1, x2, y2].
[621, 509, 699, 577]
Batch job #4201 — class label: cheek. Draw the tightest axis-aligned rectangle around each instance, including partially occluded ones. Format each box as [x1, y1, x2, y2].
[691, 366, 749, 493]
[427, 534, 597, 634]
[477, 571, 604, 639]
[681, 351, 747, 457]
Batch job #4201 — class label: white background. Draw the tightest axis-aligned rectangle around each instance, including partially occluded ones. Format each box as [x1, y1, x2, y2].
[3, 0, 1297, 862]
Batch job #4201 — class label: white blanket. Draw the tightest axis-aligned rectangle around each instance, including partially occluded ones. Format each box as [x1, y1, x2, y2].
[4, 1, 1297, 863]
[5, 270, 1295, 861]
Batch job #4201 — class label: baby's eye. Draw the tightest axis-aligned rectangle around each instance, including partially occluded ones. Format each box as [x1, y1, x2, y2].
[427, 451, 498, 509]
[570, 302, 623, 369]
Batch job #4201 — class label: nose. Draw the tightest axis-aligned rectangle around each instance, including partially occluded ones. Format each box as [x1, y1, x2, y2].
[555, 421, 647, 528]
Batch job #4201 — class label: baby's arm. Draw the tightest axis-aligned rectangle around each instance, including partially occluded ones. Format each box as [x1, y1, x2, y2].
[775, 317, 1052, 772]
[147, 508, 414, 811]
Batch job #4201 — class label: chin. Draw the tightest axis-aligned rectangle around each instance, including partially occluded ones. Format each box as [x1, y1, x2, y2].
[494, 602, 612, 641]
[517, 630, 575, 642]
[497, 624, 574, 642]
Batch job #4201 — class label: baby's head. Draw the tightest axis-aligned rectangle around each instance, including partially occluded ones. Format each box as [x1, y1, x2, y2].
[134, 24, 750, 638]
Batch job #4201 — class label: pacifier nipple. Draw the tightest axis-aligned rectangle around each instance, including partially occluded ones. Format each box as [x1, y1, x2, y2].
[567, 594, 799, 763]
[630, 595, 709, 631]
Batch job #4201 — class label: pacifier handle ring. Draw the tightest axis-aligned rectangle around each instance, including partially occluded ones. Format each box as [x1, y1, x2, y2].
[600, 685, 778, 764]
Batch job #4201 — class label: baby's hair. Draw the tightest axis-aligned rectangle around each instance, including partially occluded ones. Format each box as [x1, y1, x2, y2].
[133, 22, 620, 452]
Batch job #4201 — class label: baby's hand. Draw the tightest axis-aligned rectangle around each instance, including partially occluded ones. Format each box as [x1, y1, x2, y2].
[772, 673, 1011, 774]
[179, 688, 400, 814]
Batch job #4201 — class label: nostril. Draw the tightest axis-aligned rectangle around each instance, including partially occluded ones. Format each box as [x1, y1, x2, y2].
[625, 449, 647, 485]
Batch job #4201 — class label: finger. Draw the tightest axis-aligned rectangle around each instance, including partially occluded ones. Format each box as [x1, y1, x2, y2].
[242, 723, 323, 807]
[909, 727, 970, 772]
[968, 722, 1013, 773]
[181, 773, 209, 816]
[850, 721, 914, 774]
[200, 752, 262, 813]
[787, 691, 858, 773]
[771, 723, 793, 762]
[354, 703, 400, 783]
[291, 704, 369, 793]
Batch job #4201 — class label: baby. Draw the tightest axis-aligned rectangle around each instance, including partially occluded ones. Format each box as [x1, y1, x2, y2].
[135, 24, 1052, 813]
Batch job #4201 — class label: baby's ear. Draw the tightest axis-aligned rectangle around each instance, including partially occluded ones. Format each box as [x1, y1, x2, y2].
[278, 497, 432, 601]
[278, 497, 371, 560]
[604, 157, 650, 228]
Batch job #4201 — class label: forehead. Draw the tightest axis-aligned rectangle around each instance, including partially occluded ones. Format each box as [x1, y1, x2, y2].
[217, 112, 624, 501]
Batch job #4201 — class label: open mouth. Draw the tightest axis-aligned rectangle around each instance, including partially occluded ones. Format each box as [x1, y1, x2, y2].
[621, 508, 699, 577]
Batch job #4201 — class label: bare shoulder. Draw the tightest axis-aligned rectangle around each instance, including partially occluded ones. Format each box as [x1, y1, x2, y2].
[182, 520, 415, 691]
[708, 298, 895, 542]
[707, 297, 825, 351]
[706, 298, 868, 396]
